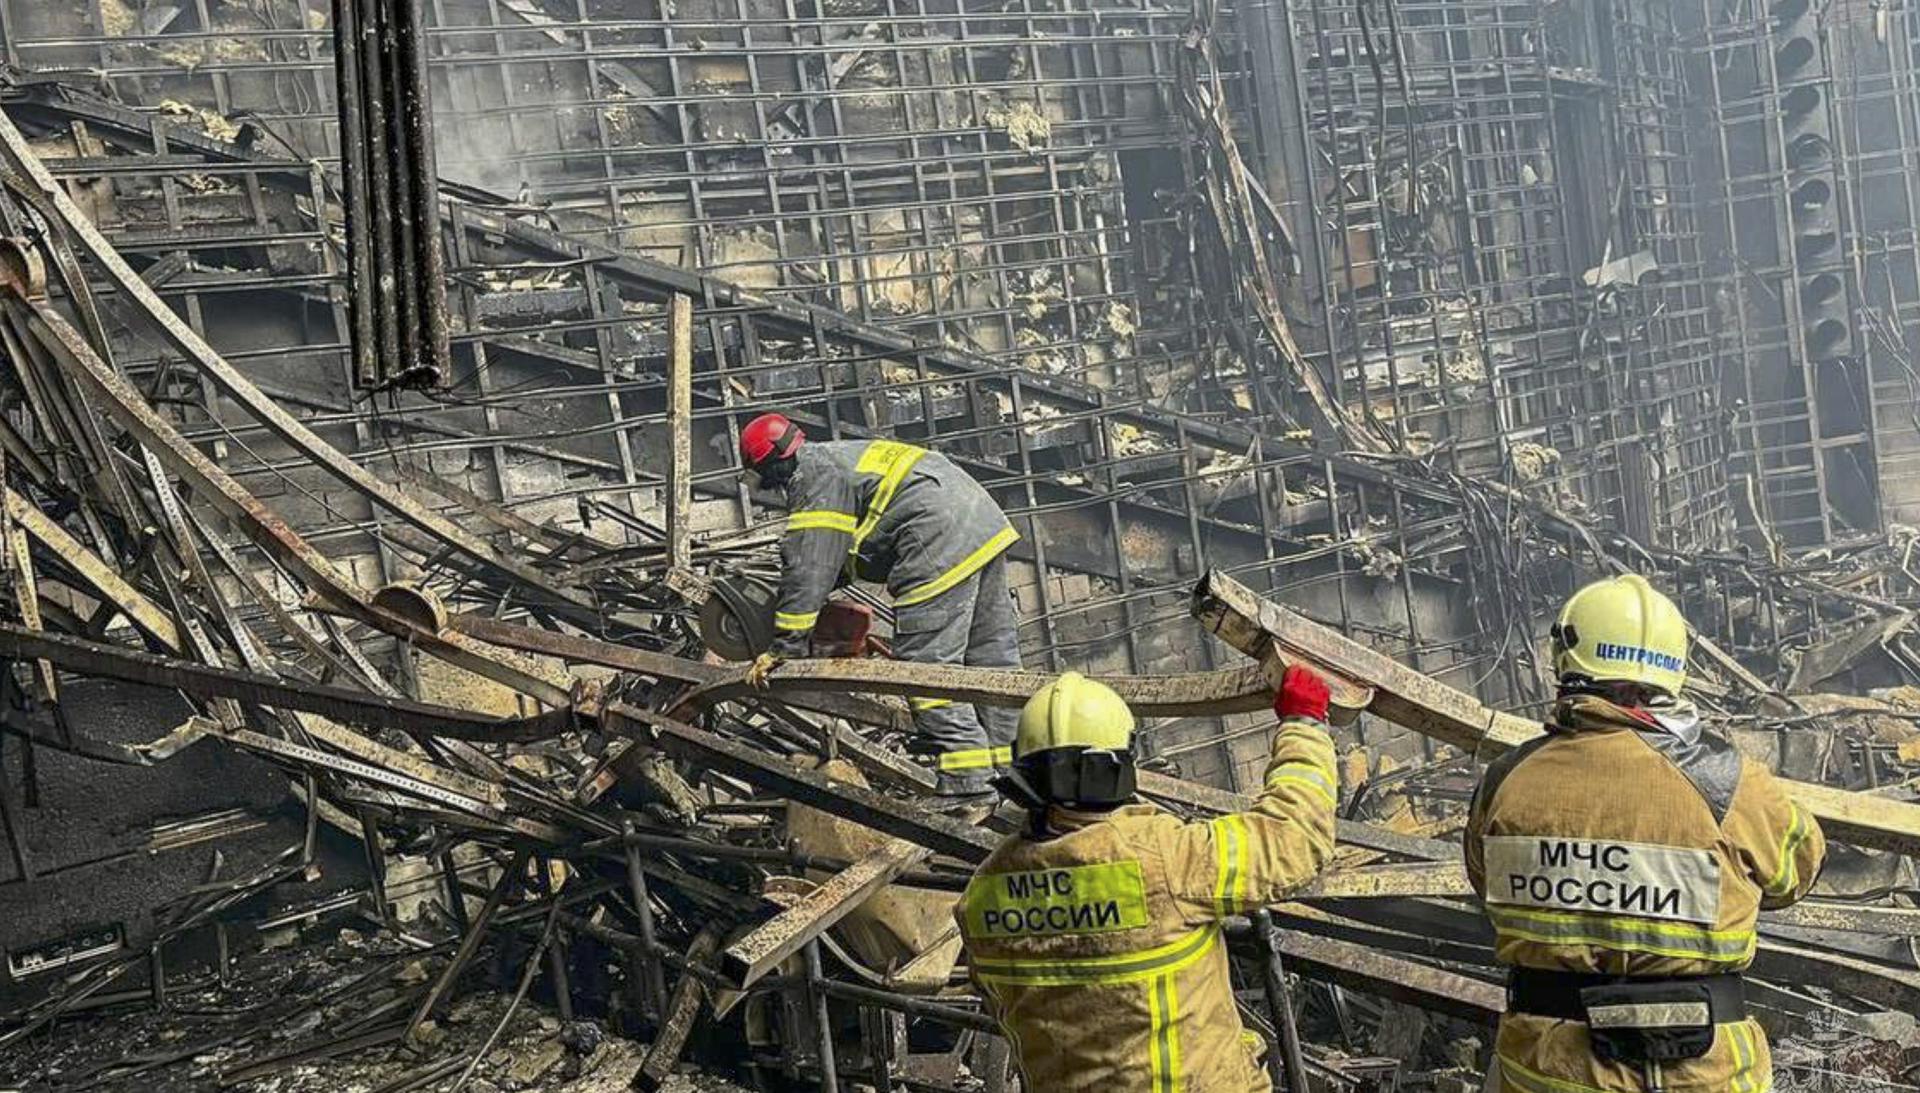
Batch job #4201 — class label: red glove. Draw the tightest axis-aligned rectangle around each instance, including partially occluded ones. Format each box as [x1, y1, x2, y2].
[1274, 664, 1330, 722]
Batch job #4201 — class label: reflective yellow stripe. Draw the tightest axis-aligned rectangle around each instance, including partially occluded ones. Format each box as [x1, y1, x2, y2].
[1210, 815, 1247, 916]
[851, 441, 927, 549]
[971, 924, 1218, 986]
[938, 747, 1001, 772]
[1494, 1054, 1613, 1093]
[1487, 906, 1756, 962]
[1500, 1022, 1766, 1093]
[1146, 977, 1168, 1093]
[893, 525, 1020, 607]
[1265, 762, 1337, 806]
[774, 610, 819, 631]
[788, 509, 858, 533]
[1148, 972, 1182, 1093]
[991, 746, 1012, 766]
[910, 697, 954, 712]
[1765, 804, 1811, 897]
[1729, 1020, 1756, 1093]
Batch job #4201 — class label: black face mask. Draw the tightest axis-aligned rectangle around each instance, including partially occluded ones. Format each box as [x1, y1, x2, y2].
[752, 455, 797, 490]
[994, 749, 1137, 811]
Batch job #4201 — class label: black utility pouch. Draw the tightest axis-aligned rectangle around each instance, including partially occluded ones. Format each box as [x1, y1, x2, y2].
[1578, 981, 1716, 1065]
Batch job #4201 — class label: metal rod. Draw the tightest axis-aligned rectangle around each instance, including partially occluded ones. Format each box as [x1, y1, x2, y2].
[448, 900, 562, 1093]
[404, 848, 529, 1046]
[398, 0, 449, 386]
[439, 848, 471, 934]
[804, 941, 839, 1092]
[812, 979, 999, 1035]
[623, 818, 670, 1019]
[1254, 908, 1310, 1093]
[546, 929, 575, 1023]
[328, 0, 377, 388]
[358, 809, 394, 930]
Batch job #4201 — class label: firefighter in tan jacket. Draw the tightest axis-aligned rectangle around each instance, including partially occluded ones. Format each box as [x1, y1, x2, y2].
[956, 667, 1338, 1092]
[1466, 575, 1825, 1093]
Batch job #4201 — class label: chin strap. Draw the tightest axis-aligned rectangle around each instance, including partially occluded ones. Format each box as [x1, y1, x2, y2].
[991, 769, 1047, 811]
[990, 770, 1058, 839]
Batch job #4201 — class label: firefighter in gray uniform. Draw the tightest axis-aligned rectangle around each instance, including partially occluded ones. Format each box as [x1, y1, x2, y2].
[738, 413, 1023, 796]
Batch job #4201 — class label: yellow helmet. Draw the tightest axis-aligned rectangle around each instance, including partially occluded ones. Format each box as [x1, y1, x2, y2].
[1551, 574, 1688, 696]
[1015, 672, 1135, 760]
[1003, 673, 1137, 809]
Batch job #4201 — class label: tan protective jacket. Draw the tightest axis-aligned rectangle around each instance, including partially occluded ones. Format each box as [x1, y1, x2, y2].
[1465, 695, 1826, 1093]
[956, 718, 1337, 1093]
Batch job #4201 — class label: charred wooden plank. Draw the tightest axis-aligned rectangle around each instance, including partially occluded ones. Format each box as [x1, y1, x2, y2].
[690, 656, 1277, 719]
[634, 927, 724, 1092]
[667, 293, 693, 571]
[719, 837, 931, 989]
[1193, 569, 1920, 856]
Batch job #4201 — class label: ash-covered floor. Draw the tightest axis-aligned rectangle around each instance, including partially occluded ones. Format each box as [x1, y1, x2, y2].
[5, 925, 750, 1093]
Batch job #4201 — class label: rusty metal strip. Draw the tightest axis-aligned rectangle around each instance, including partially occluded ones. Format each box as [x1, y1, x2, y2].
[0, 112, 599, 624]
[397, 466, 617, 558]
[289, 716, 504, 808]
[0, 624, 541, 740]
[2, 487, 180, 651]
[1194, 570, 1516, 751]
[451, 612, 933, 796]
[2, 495, 59, 709]
[720, 836, 932, 989]
[1193, 570, 1920, 856]
[211, 726, 505, 821]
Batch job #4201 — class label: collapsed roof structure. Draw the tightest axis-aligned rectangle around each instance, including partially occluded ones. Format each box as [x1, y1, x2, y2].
[2, 1, 1920, 1090]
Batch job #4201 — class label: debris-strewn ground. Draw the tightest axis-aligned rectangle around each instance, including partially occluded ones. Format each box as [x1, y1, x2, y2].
[2, 924, 749, 1093]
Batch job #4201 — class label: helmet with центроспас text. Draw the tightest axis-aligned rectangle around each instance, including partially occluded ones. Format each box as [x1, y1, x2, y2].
[1550, 573, 1688, 697]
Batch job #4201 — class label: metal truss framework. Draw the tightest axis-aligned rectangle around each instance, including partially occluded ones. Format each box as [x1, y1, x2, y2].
[1276, 0, 1730, 552]
[0, 1, 1918, 769]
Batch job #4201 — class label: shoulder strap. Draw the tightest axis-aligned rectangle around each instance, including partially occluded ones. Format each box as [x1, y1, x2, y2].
[1628, 729, 1744, 826]
[1473, 730, 1556, 814]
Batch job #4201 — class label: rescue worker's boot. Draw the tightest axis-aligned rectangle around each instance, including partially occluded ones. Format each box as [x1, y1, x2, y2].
[932, 763, 994, 798]
[931, 787, 996, 813]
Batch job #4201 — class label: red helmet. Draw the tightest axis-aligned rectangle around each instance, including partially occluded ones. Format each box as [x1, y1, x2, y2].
[740, 413, 805, 467]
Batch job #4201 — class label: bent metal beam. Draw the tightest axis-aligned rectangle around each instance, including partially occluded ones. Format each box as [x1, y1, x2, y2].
[0, 109, 598, 626]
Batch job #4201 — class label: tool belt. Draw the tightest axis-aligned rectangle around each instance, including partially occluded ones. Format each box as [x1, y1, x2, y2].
[1508, 969, 1745, 1066]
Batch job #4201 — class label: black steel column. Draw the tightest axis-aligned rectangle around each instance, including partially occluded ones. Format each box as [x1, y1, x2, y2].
[331, 0, 450, 391]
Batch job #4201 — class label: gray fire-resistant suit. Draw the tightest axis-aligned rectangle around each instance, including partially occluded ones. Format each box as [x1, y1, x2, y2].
[771, 439, 1023, 793]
